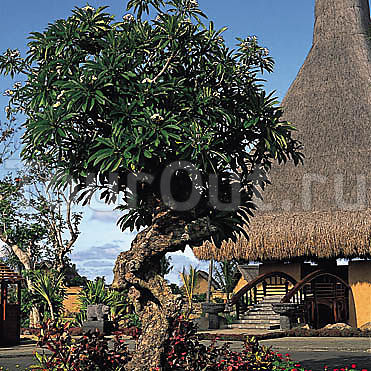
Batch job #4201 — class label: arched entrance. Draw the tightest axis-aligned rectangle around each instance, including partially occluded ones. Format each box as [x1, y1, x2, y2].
[282, 270, 350, 329]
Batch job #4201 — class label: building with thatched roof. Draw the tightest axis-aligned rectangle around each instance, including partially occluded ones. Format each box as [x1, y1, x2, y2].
[194, 0, 371, 328]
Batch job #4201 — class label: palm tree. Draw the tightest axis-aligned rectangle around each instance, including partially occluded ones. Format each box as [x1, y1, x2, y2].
[214, 259, 239, 301]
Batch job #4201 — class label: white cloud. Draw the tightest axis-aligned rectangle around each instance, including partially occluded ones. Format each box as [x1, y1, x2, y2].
[90, 210, 121, 223]
[165, 247, 210, 285]
[71, 242, 210, 286]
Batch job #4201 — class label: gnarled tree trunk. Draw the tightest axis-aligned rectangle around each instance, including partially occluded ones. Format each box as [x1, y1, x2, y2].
[112, 207, 216, 371]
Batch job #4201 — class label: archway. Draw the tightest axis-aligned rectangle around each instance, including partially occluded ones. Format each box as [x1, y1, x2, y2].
[282, 270, 350, 329]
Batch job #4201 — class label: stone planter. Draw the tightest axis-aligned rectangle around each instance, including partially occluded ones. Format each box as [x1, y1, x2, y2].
[201, 303, 226, 314]
[201, 303, 226, 329]
[272, 303, 305, 330]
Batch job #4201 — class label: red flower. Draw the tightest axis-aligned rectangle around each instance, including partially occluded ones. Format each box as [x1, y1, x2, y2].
[351, 365, 357, 369]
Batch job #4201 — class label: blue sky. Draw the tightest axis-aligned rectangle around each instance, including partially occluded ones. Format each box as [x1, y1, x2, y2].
[0, 1, 317, 284]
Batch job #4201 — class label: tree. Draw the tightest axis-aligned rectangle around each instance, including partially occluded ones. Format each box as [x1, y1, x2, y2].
[1, 50, 26, 165]
[0, 119, 17, 165]
[0, 165, 82, 326]
[213, 259, 239, 301]
[1, 1, 302, 368]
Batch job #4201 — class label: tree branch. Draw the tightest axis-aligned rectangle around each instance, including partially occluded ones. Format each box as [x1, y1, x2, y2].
[150, 53, 175, 84]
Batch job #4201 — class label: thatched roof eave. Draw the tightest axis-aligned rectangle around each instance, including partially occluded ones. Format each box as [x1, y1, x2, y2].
[194, 209, 371, 262]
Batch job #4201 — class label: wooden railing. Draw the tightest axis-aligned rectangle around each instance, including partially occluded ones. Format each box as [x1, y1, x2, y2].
[281, 270, 350, 328]
[229, 272, 297, 319]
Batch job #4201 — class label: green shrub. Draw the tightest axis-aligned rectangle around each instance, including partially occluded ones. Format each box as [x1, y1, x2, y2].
[73, 277, 139, 328]
[20, 270, 66, 326]
[164, 317, 296, 370]
[193, 293, 207, 303]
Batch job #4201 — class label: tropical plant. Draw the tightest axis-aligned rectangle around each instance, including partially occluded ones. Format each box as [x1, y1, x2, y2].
[180, 265, 199, 319]
[33, 320, 130, 370]
[74, 277, 135, 327]
[0, 0, 303, 367]
[214, 259, 240, 301]
[78, 277, 109, 310]
[20, 287, 35, 328]
[21, 269, 66, 323]
[192, 293, 206, 303]
[30, 269, 66, 321]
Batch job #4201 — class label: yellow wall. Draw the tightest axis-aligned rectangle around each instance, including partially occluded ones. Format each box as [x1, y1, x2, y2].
[233, 277, 248, 293]
[193, 276, 217, 295]
[63, 286, 82, 314]
[348, 261, 371, 328]
[259, 262, 302, 282]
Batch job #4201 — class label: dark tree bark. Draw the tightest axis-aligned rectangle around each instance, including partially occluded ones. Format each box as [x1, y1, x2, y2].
[112, 206, 216, 371]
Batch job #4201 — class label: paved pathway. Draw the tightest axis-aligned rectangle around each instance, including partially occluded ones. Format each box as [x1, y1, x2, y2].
[0, 336, 370, 370]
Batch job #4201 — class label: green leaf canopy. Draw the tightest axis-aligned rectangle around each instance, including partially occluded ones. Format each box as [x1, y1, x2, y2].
[2, 0, 303, 246]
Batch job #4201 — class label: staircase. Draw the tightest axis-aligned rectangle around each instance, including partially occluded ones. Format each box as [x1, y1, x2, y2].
[228, 295, 282, 330]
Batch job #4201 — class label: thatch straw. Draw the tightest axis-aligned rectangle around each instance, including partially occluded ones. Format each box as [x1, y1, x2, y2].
[194, 209, 371, 261]
[194, 0, 371, 262]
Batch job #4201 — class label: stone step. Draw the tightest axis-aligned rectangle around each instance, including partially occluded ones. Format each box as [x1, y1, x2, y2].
[248, 306, 278, 311]
[228, 323, 280, 330]
[228, 324, 271, 329]
[239, 313, 280, 319]
[261, 297, 283, 302]
[251, 310, 278, 315]
[241, 314, 280, 320]
[247, 307, 278, 314]
[246, 308, 279, 313]
[234, 319, 280, 325]
[258, 296, 282, 304]
[231, 295, 284, 330]
[249, 304, 277, 309]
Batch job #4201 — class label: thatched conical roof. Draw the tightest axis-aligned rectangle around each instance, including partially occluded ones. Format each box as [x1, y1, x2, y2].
[195, 0, 371, 262]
